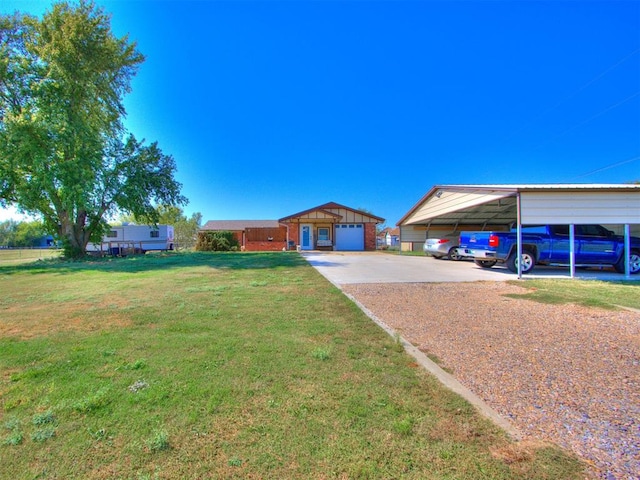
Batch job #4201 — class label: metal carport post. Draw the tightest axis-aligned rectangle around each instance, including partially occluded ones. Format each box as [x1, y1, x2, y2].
[624, 224, 631, 278]
[516, 192, 522, 279]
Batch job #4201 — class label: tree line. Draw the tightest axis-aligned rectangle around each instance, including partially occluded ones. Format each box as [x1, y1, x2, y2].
[0, 219, 49, 248]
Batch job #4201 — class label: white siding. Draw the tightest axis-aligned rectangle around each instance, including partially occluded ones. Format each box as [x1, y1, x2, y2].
[403, 189, 513, 225]
[399, 225, 427, 243]
[87, 225, 174, 252]
[521, 192, 640, 225]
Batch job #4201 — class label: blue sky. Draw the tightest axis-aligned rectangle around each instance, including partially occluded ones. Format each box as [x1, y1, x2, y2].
[1, 0, 639, 227]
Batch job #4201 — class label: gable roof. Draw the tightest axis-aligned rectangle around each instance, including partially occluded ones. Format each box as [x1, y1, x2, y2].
[201, 220, 282, 231]
[279, 201, 385, 223]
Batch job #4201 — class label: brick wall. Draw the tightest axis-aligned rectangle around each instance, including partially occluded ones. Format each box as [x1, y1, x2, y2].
[245, 241, 288, 252]
[365, 223, 377, 251]
[285, 223, 299, 249]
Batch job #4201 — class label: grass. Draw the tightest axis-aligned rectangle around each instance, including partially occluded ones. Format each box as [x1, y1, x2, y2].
[507, 278, 640, 310]
[0, 248, 61, 265]
[0, 251, 586, 479]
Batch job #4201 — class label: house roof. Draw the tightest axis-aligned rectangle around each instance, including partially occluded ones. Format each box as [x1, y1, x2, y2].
[279, 201, 385, 223]
[201, 220, 282, 231]
[378, 227, 400, 236]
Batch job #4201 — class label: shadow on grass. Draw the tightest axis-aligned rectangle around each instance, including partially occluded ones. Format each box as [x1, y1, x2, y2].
[0, 251, 309, 275]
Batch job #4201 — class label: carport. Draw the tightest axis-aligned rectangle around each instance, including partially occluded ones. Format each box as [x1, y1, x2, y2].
[397, 184, 640, 278]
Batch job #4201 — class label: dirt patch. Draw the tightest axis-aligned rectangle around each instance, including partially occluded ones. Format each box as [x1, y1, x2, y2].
[0, 299, 134, 339]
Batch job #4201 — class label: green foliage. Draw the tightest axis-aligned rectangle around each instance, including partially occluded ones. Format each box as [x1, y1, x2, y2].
[311, 347, 332, 361]
[506, 278, 640, 310]
[32, 410, 56, 426]
[146, 430, 170, 452]
[121, 205, 202, 250]
[0, 220, 50, 247]
[31, 427, 56, 443]
[0, 1, 186, 258]
[2, 431, 23, 446]
[2, 418, 23, 446]
[195, 231, 239, 251]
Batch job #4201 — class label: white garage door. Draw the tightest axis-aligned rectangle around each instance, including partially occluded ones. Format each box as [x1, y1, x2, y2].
[335, 224, 364, 250]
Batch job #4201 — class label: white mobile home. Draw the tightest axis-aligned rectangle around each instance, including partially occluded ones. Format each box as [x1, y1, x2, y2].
[87, 225, 174, 254]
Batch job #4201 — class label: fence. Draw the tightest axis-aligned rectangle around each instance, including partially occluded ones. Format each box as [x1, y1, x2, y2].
[0, 247, 62, 265]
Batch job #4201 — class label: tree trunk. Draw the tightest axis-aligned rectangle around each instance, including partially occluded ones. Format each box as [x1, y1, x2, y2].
[57, 211, 91, 258]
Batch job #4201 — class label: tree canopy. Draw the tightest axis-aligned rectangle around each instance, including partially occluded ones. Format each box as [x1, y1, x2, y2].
[0, 1, 186, 257]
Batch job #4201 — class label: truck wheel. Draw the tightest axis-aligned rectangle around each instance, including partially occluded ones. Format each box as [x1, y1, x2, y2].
[507, 250, 536, 274]
[614, 250, 640, 274]
[447, 247, 462, 261]
[474, 259, 497, 269]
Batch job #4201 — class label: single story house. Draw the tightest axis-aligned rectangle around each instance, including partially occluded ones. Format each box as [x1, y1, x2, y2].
[201, 202, 384, 252]
[279, 202, 384, 251]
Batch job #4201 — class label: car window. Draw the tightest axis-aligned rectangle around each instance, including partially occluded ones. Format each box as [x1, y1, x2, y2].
[577, 225, 607, 236]
[550, 225, 569, 236]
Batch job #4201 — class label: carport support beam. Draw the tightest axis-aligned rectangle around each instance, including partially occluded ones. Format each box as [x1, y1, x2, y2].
[569, 224, 575, 278]
[516, 193, 522, 279]
[625, 224, 631, 278]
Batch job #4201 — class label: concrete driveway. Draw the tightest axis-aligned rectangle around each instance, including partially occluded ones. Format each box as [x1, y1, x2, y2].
[302, 251, 637, 285]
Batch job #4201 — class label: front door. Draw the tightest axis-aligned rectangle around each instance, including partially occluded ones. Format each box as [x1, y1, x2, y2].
[301, 224, 313, 250]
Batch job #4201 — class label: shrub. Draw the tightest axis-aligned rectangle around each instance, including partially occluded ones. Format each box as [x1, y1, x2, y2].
[195, 231, 240, 252]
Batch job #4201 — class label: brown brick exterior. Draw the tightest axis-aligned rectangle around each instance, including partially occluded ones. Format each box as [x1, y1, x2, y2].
[281, 222, 378, 251]
[229, 231, 243, 246]
[245, 241, 287, 251]
[286, 223, 299, 249]
[364, 223, 377, 251]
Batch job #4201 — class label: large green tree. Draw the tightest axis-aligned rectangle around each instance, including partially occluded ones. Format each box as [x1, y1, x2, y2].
[0, 1, 186, 257]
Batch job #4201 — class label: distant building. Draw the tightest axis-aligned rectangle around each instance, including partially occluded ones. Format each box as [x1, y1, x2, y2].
[377, 227, 400, 247]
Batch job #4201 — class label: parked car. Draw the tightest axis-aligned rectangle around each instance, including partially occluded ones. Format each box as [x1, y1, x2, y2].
[423, 234, 464, 260]
[457, 224, 640, 274]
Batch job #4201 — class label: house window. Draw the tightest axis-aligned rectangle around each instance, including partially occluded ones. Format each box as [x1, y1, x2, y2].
[150, 230, 160, 238]
[318, 228, 330, 241]
[106, 230, 117, 238]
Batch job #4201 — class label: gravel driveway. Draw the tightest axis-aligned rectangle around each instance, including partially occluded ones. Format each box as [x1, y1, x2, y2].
[306, 254, 639, 479]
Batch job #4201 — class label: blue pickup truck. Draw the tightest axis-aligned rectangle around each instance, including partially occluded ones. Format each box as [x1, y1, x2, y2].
[457, 224, 640, 274]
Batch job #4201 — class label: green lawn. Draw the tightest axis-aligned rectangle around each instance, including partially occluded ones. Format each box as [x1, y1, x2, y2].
[508, 278, 640, 310]
[0, 252, 585, 479]
[0, 248, 61, 265]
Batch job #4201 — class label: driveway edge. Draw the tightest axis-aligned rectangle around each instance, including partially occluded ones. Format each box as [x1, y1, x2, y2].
[341, 290, 522, 440]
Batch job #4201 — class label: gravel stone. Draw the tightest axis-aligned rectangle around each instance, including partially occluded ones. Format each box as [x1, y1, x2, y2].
[341, 281, 639, 480]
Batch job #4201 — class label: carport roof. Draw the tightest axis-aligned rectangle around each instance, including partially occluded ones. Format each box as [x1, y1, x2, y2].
[397, 184, 640, 226]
